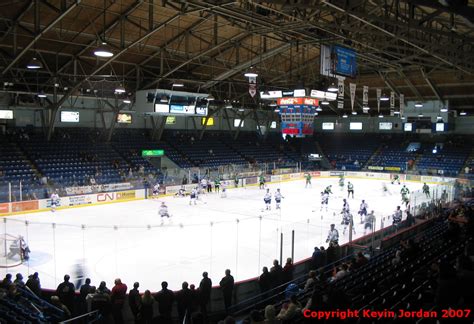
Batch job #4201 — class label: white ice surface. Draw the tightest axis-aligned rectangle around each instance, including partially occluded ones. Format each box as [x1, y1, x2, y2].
[2, 178, 430, 291]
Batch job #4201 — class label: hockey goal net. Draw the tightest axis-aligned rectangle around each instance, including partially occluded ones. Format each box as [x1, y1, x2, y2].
[0, 233, 23, 268]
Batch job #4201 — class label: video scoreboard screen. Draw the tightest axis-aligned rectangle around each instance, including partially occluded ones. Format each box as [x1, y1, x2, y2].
[153, 92, 208, 116]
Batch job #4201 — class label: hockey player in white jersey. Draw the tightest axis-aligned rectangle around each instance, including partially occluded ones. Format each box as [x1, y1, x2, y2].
[358, 200, 368, 224]
[189, 187, 198, 205]
[341, 209, 355, 235]
[392, 206, 403, 227]
[159, 202, 171, 224]
[50, 191, 60, 212]
[364, 210, 376, 235]
[320, 191, 329, 211]
[264, 189, 272, 211]
[342, 198, 350, 213]
[152, 183, 160, 197]
[326, 224, 339, 245]
[274, 189, 284, 209]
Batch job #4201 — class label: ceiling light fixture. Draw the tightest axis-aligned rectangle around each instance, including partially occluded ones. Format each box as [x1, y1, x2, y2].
[27, 57, 43, 69]
[440, 107, 448, 112]
[123, 98, 131, 104]
[414, 102, 423, 108]
[244, 67, 258, 78]
[94, 42, 113, 58]
[378, 113, 383, 118]
[380, 93, 389, 101]
[114, 84, 126, 94]
[459, 111, 467, 116]
[352, 111, 357, 115]
[172, 82, 184, 87]
[37, 91, 47, 98]
[327, 82, 338, 92]
[316, 107, 322, 112]
[321, 100, 330, 105]
[418, 112, 424, 117]
[342, 113, 348, 118]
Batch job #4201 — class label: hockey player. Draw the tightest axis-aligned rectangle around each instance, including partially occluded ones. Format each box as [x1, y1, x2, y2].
[259, 174, 266, 189]
[234, 174, 239, 188]
[320, 191, 329, 211]
[382, 182, 391, 196]
[342, 198, 350, 214]
[391, 174, 401, 185]
[364, 210, 375, 235]
[358, 200, 368, 224]
[264, 189, 272, 211]
[175, 186, 186, 198]
[152, 183, 160, 198]
[159, 202, 170, 224]
[200, 178, 208, 194]
[274, 189, 284, 209]
[189, 187, 198, 205]
[339, 175, 345, 191]
[347, 182, 354, 199]
[392, 206, 403, 227]
[305, 173, 312, 188]
[341, 209, 355, 235]
[401, 185, 410, 207]
[214, 178, 221, 193]
[326, 224, 339, 245]
[324, 185, 333, 195]
[50, 191, 60, 212]
[422, 182, 430, 198]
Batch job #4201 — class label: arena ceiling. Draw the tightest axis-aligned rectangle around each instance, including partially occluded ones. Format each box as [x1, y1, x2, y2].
[0, 0, 474, 120]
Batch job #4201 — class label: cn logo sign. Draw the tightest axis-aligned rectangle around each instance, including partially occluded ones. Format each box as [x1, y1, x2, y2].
[97, 193, 115, 202]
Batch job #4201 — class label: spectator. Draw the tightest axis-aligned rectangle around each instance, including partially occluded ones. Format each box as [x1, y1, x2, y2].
[176, 281, 193, 323]
[270, 260, 283, 288]
[282, 257, 294, 283]
[304, 270, 317, 292]
[276, 295, 301, 321]
[111, 278, 127, 324]
[51, 295, 71, 318]
[141, 290, 154, 324]
[332, 264, 349, 281]
[311, 246, 323, 270]
[258, 267, 272, 296]
[56, 275, 75, 314]
[14, 273, 25, 287]
[97, 280, 111, 294]
[392, 250, 402, 265]
[1, 273, 12, 289]
[219, 269, 235, 313]
[85, 286, 96, 312]
[154, 281, 175, 321]
[189, 284, 199, 314]
[355, 252, 369, 269]
[199, 271, 212, 318]
[80, 278, 92, 302]
[25, 272, 41, 296]
[128, 282, 141, 324]
[92, 283, 111, 321]
[264, 304, 278, 323]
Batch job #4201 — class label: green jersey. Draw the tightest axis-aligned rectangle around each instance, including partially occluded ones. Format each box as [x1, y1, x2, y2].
[306, 174, 311, 181]
[348, 183, 354, 190]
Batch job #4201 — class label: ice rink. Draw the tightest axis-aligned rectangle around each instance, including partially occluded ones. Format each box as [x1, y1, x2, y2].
[2, 177, 429, 291]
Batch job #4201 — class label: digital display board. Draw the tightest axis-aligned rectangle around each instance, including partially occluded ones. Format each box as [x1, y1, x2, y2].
[165, 116, 176, 124]
[349, 122, 363, 130]
[0, 110, 13, 119]
[60, 111, 79, 123]
[234, 119, 244, 127]
[155, 103, 169, 113]
[379, 122, 393, 130]
[404, 123, 413, 132]
[435, 123, 445, 132]
[322, 122, 334, 130]
[117, 113, 132, 124]
[142, 150, 164, 157]
[270, 121, 277, 129]
[201, 117, 214, 126]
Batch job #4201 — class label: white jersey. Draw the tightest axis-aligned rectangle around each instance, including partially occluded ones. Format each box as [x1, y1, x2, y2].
[190, 189, 198, 199]
[327, 229, 339, 243]
[201, 179, 207, 188]
[51, 193, 59, 203]
[342, 201, 350, 213]
[321, 192, 329, 204]
[359, 202, 368, 212]
[159, 205, 169, 217]
[264, 192, 272, 203]
[393, 209, 402, 223]
[153, 184, 160, 194]
[274, 191, 283, 202]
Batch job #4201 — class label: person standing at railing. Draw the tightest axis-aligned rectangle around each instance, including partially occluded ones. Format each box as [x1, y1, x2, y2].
[219, 269, 234, 314]
[199, 271, 212, 319]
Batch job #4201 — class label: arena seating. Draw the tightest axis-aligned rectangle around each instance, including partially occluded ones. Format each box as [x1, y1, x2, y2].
[369, 135, 418, 171]
[0, 285, 66, 323]
[417, 143, 470, 177]
[316, 134, 381, 170]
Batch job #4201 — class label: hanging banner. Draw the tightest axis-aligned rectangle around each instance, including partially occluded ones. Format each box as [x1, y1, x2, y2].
[376, 88, 382, 112]
[362, 86, 368, 106]
[390, 91, 395, 109]
[249, 76, 257, 97]
[337, 78, 344, 109]
[400, 93, 405, 115]
[349, 83, 356, 111]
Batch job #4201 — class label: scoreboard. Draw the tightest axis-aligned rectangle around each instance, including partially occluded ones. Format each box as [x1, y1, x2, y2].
[277, 97, 319, 137]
